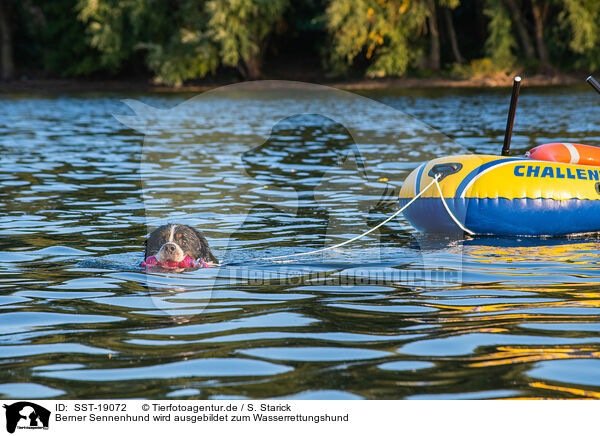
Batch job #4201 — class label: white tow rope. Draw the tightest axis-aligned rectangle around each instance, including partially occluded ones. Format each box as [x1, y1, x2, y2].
[256, 172, 478, 262]
[260, 173, 469, 262]
[433, 177, 475, 236]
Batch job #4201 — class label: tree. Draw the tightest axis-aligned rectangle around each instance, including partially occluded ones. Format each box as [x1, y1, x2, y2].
[559, 0, 600, 71]
[483, 0, 517, 66]
[530, 0, 549, 67]
[443, 5, 463, 64]
[77, 0, 219, 85]
[207, 0, 289, 79]
[502, 0, 535, 59]
[325, 0, 429, 77]
[77, 0, 288, 84]
[0, 0, 14, 80]
[427, 0, 440, 70]
[77, 0, 141, 72]
[21, 0, 100, 77]
[8, 0, 600, 84]
[139, 0, 219, 86]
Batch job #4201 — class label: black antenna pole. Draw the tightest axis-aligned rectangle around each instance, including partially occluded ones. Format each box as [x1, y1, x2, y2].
[501, 76, 522, 156]
[587, 76, 600, 95]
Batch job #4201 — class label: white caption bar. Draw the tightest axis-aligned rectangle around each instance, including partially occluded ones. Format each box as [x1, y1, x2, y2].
[0, 400, 594, 436]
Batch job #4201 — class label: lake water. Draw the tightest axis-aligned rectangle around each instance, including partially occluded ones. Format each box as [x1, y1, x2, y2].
[1, 82, 600, 400]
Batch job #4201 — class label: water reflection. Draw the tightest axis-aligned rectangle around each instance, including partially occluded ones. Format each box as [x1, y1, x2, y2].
[0, 86, 600, 399]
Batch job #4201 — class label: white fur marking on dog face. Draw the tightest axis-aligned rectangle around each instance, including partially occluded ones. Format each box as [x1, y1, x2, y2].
[169, 224, 176, 242]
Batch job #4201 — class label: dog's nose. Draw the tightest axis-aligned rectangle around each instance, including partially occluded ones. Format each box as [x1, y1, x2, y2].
[163, 243, 176, 253]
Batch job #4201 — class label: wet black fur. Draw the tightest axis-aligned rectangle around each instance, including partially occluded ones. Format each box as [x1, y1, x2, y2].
[144, 224, 218, 263]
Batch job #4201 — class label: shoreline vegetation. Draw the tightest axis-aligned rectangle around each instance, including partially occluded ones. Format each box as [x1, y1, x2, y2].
[0, 0, 598, 92]
[0, 73, 584, 94]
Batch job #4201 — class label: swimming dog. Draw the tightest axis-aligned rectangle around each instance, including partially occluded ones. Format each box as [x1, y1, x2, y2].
[144, 224, 218, 268]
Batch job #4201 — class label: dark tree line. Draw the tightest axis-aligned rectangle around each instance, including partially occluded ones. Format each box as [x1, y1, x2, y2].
[0, 0, 598, 86]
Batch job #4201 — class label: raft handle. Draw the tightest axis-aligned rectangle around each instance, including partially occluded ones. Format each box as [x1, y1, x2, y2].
[587, 76, 600, 95]
[428, 162, 463, 182]
[501, 76, 522, 156]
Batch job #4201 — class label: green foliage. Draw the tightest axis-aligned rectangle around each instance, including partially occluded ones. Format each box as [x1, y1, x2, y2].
[138, 0, 218, 86]
[75, 0, 220, 85]
[74, 0, 288, 83]
[325, 0, 428, 77]
[559, 0, 600, 71]
[483, 0, 516, 67]
[450, 57, 512, 79]
[439, 0, 460, 8]
[143, 35, 218, 87]
[207, 0, 289, 79]
[13, 0, 101, 76]
[77, 0, 140, 72]
[9, 0, 600, 84]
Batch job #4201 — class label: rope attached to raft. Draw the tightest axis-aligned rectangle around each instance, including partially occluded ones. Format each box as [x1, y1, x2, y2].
[433, 177, 475, 236]
[261, 172, 473, 262]
[142, 172, 473, 269]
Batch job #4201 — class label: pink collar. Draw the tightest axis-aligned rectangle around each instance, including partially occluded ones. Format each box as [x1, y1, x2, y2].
[141, 256, 210, 269]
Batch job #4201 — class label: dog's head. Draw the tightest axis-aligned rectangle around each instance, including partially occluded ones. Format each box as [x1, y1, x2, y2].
[144, 224, 218, 264]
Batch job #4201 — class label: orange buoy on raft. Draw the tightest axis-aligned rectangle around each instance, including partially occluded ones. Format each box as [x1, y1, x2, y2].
[526, 142, 600, 166]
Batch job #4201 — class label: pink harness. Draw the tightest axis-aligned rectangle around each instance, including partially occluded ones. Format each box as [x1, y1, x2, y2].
[141, 256, 210, 269]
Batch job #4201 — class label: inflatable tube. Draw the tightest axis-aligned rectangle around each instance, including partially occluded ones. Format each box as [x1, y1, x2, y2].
[526, 142, 600, 166]
[398, 154, 600, 236]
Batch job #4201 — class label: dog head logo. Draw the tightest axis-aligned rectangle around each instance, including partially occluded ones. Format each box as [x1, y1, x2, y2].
[3, 402, 50, 433]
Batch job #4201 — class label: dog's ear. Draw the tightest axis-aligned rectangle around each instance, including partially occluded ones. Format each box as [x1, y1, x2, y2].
[204, 248, 219, 264]
[191, 228, 219, 263]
